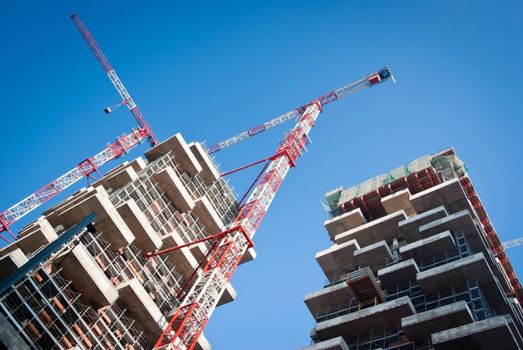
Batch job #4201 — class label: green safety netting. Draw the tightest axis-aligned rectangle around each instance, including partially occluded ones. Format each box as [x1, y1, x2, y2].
[321, 187, 342, 214]
[323, 152, 467, 216]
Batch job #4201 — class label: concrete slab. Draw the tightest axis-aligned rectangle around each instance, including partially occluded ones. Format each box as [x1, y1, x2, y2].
[195, 333, 212, 350]
[57, 244, 118, 308]
[193, 197, 225, 235]
[102, 157, 146, 179]
[305, 282, 355, 316]
[398, 206, 448, 242]
[44, 187, 96, 218]
[1, 217, 57, 258]
[160, 232, 199, 280]
[334, 211, 407, 247]
[145, 133, 202, 177]
[0, 312, 30, 350]
[378, 258, 419, 291]
[116, 278, 167, 345]
[402, 300, 474, 344]
[94, 164, 139, 193]
[431, 315, 519, 349]
[218, 283, 237, 306]
[316, 239, 360, 281]
[0, 248, 28, 280]
[419, 210, 490, 261]
[324, 208, 366, 240]
[240, 247, 257, 265]
[297, 336, 350, 350]
[314, 296, 415, 342]
[417, 252, 507, 312]
[116, 199, 162, 253]
[381, 189, 416, 217]
[154, 167, 195, 212]
[399, 230, 457, 264]
[353, 240, 393, 268]
[46, 187, 135, 249]
[189, 142, 220, 186]
[410, 178, 472, 216]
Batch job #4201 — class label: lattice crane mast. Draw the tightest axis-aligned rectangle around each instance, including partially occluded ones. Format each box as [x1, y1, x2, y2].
[206, 70, 395, 154]
[0, 14, 158, 241]
[0, 129, 148, 242]
[147, 67, 395, 350]
[71, 13, 159, 147]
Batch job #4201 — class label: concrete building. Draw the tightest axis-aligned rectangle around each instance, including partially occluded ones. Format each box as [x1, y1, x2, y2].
[0, 133, 255, 349]
[300, 149, 523, 350]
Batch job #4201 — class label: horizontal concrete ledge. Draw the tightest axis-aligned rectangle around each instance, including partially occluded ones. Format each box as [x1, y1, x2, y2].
[0, 249, 28, 280]
[145, 133, 202, 177]
[240, 247, 256, 265]
[402, 300, 473, 344]
[353, 240, 393, 268]
[1, 217, 58, 258]
[297, 336, 350, 350]
[399, 205, 448, 231]
[398, 205, 448, 243]
[417, 252, 492, 293]
[189, 142, 220, 186]
[195, 332, 211, 350]
[305, 281, 354, 316]
[378, 258, 419, 290]
[400, 230, 457, 262]
[334, 210, 406, 247]
[324, 208, 366, 240]
[154, 167, 195, 212]
[432, 315, 520, 350]
[410, 178, 470, 215]
[58, 245, 118, 309]
[419, 209, 472, 237]
[316, 239, 360, 280]
[217, 283, 237, 306]
[314, 296, 415, 341]
[117, 278, 167, 345]
[381, 188, 416, 217]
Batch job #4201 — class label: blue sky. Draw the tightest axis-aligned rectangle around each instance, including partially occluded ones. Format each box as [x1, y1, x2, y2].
[1, 1, 522, 349]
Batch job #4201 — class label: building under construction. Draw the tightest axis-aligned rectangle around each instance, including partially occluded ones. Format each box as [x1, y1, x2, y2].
[0, 10, 397, 349]
[0, 134, 255, 349]
[300, 149, 523, 349]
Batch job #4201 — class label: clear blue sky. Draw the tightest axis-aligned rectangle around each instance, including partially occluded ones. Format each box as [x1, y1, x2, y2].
[1, 1, 522, 349]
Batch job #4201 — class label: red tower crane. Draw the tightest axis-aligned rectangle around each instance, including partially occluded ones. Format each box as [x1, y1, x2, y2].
[70, 14, 159, 147]
[148, 67, 395, 349]
[0, 14, 158, 241]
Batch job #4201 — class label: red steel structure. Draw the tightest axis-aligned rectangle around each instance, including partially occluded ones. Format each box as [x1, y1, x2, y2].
[0, 14, 159, 241]
[148, 68, 394, 349]
[70, 13, 159, 147]
[0, 128, 148, 243]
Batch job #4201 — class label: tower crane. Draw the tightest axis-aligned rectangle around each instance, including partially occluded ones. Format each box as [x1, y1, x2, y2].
[0, 14, 158, 241]
[70, 14, 159, 147]
[206, 70, 395, 154]
[0, 129, 147, 242]
[148, 67, 395, 350]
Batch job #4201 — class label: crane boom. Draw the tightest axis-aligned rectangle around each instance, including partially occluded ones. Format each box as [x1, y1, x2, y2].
[150, 67, 394, 349]
[0, 128, 148, 237]
[503, 237, 523, 250]
[206, 67, 394, 154]
[71, 13, 159, 147]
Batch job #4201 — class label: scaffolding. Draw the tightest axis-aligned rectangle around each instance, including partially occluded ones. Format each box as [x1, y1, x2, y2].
[79, 230, 183, 314]
[0, 264, 149, 349]
[322, 149, 464, 220]
[110, 152, 238, 246]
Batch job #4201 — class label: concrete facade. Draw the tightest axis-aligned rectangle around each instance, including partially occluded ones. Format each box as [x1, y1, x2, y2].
[0, 133, 253, 349]
[300, 150, 523, 349]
